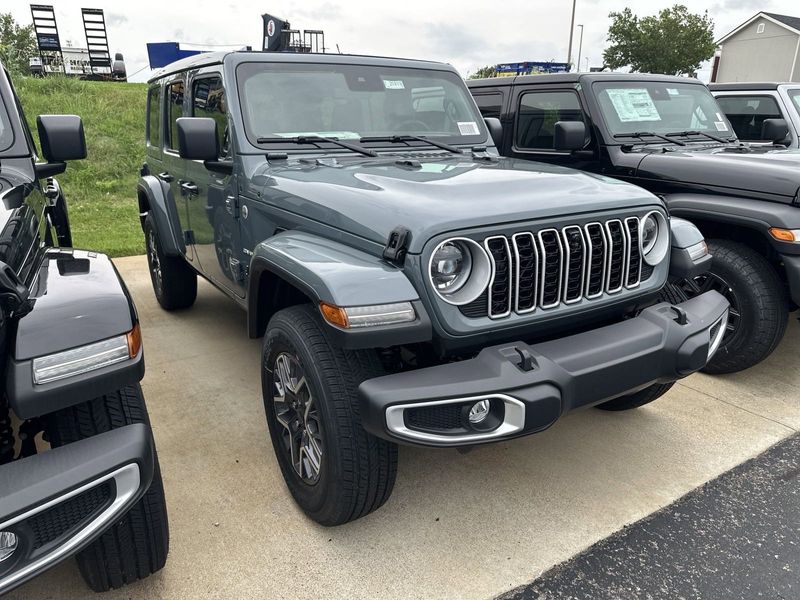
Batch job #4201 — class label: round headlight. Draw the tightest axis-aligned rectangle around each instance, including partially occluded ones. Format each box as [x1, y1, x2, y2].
[428, 238, 492, 305]
[640, 211, 669, 266]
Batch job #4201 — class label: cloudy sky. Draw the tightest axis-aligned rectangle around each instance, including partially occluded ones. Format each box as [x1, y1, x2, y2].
[4, 0, 799, 82]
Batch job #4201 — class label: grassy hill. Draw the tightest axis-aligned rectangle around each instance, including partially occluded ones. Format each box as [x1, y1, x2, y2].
[15, 76, 147, 257]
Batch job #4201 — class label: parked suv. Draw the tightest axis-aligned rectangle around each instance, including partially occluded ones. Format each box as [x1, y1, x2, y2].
[710, 82, 800, 148]
[0, 65, 167, 594]
[469, 73, 800, 373]
[139, 52, 727, 526]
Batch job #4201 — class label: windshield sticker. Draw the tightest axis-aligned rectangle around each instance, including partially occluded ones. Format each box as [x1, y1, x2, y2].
[667, 88, 679, 96]
[716, 112, 724, 121]
[714, 121, 729, 131]
[457, 121, 480, 135]
[606, 88, 660, 122]
[383, 79, 405, 90]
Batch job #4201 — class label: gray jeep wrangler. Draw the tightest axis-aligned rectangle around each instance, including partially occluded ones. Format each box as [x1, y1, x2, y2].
[138, 51, 729, 525]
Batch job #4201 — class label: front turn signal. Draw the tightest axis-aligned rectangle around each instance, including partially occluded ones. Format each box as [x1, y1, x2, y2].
[769, 227, 800, 242]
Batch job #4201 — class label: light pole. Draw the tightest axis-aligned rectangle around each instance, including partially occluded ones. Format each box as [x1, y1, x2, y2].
[585, 56, 590, 72]
[567, 0, 577, 67]
[576, 24, 584, 73]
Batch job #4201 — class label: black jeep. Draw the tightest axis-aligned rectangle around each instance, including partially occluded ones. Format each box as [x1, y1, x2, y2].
[469, 72, 800, 373]
[0, 64, 167, 594]
[138, 51, 727, 526]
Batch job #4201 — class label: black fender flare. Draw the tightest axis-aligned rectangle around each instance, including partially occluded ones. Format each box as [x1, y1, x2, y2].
[137, 175, 184, 256]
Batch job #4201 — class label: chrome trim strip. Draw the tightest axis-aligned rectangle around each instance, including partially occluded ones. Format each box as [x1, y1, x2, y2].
[561, 225, 586, 305]
[604, 219, 626, 294]
[0, 463, 142, 595]
[537, 229, 564, 309]
[511, 232, 537, 314]
[385, 394, 526, 445]
[624, 216, 642, 289]
[583, 222, 608, 299]
[708, 309, 730, 359]
[484, 236, 513, 319]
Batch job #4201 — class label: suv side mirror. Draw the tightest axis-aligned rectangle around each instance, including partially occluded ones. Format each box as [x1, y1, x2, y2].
[37, 115, 86, 162]
[761, 118, 790, 144]
[484, 117, 503, 148]
[553, 121, 587, 151]
[176, 117, 219, 161]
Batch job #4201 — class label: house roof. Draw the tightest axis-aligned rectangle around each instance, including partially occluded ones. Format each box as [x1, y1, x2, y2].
[717, 12, 800, 44]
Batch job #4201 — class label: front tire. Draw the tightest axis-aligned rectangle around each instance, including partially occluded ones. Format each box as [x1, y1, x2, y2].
[596, 382, 674, 411]
[673, 239, 788, 374]
[262, 305, 398, 526]
[144, 214, 197, 310]
[44, 385, 169, 592]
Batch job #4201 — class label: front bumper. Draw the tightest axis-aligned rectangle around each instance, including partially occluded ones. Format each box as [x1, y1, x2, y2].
[359, 291, 729, 447]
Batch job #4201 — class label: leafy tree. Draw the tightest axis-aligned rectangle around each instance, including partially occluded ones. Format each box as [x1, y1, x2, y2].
[469, 65, 497, 79]
[0, 13, 37, 75]
[603, 5, 716, 76]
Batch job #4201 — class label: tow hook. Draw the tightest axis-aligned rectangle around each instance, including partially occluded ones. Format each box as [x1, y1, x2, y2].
[671, 306, 689, 325]
[499, 345, 537, 372]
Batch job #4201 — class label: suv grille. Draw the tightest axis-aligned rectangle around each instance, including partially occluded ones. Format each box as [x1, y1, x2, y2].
[464, 217, 652, 319]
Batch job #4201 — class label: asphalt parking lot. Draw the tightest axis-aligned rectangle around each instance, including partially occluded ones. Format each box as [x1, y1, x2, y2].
[8, 255, 800, 600]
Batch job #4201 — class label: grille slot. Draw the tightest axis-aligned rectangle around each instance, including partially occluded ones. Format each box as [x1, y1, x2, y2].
[485, 236, 513, 318]
[562, 226, 586, 304]
[538, 229, 563, 309]
[585, 223, 607, 298]
[625, 217, 642, 288]
[605, 220, 627, 293]
[512, 233, 538, 313]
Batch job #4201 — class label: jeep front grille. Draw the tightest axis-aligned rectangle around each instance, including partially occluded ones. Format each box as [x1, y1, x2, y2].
[464, 217, 651, 319]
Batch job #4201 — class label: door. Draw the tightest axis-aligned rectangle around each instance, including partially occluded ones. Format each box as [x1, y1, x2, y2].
[184, 73, 243, 295]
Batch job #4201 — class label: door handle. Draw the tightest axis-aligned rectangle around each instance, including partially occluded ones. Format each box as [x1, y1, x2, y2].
[180, 181, 198, 196]
[157, 171, 174, 183]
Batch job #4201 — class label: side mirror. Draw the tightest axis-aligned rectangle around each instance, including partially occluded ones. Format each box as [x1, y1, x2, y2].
[553, 121, 587, 151]
[484, 117, 503, 148]
[37, 115, 87, 162]
[176, 117, 219, 161]
[761, 118, 790, 144]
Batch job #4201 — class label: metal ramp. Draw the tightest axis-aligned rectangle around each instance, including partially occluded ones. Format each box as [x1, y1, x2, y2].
[30, 4, 64, 74]
[81, 8, 112, 75]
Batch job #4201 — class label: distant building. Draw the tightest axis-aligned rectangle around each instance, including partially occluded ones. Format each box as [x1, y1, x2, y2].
[714, 12, 800, 82]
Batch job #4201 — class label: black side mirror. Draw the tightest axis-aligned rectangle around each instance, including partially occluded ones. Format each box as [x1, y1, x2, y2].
[553, 121, 587, 151]
[37, 115, 87, 162]
[484, 117, 503, 148]
[761, 118, 790, 144]
[176, 117, 219, 161]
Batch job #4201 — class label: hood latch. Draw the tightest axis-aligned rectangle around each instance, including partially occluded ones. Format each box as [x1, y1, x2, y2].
[383, 226, 411, 266]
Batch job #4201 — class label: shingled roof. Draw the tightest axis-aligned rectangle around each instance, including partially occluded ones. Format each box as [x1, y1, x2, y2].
[763, 12, 800, 33]
[717, 11, 800, 44]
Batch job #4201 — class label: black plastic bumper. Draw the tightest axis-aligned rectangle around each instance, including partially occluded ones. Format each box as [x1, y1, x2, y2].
[0, 424, 154, 595]
[359, 291, 729, 447]
[783, 254, 800, 306]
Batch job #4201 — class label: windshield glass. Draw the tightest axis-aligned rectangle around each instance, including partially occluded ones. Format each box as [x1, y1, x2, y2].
[789, 89, 800, 114]
[593, 81, 734, 140]
[236, 62, 486, 146]
[0, 94, 13, 153]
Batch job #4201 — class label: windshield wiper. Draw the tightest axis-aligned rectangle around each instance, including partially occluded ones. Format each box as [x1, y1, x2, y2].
[613, 132, 686, 146]
[359, 135, 463, 154]
[255, 135, 377, 157]
[665, 130, 734, 144]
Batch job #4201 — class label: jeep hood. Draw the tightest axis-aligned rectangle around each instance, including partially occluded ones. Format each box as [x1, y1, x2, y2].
[637, 147, 800, 201]
[246, 156, 659, 253]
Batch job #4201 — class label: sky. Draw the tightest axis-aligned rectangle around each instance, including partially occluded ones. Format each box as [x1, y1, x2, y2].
[4, 0, 800, 82]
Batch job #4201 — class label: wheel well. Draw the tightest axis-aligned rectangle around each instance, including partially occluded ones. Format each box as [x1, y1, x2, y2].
[137, 189, 150, 231]
[251, 270, 313, 338]
[686, 218, 775, 260]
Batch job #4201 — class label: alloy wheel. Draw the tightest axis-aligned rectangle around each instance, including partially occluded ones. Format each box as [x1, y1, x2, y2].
[677, 272, 740, 344]
[147, 229, 163, 295]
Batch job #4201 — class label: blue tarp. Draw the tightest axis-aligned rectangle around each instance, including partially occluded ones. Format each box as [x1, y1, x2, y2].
[495, 61, 571, 75]
[146, 42, 205, 69]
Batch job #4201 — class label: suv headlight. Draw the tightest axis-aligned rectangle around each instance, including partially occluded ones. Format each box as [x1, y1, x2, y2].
[640, 211, 669, 266]
[428, 238, 491, 305]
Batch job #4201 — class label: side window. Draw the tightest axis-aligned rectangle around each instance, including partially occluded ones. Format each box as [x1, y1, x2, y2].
[192, 76, 227, 157]
[716, 95, 784, 141]
[515, 90, 584, 150]
[146, 85, 161, 147]
[166, 80, 185, 151]
[473, 93, 503, 119]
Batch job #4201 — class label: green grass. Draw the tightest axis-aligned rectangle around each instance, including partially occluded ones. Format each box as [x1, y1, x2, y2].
[15, 76, 147, 257]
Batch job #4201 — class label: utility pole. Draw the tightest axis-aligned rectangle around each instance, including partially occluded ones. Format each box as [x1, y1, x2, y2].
[576, 24, 584, 72]
[567, 0, 577, 67]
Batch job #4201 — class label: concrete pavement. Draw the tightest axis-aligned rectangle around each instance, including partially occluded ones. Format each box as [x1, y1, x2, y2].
[8, 254, 800, 599]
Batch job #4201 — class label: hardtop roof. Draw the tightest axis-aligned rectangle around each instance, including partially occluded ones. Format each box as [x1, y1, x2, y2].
[467, 72, 705, 89]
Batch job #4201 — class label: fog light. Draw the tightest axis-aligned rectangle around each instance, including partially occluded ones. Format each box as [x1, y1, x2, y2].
[468, 399, 491, 424]
[0, 531, 18, 563]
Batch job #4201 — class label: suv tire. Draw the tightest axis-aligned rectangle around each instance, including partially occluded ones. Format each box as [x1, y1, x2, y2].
[144, 214, 197, 310]
[44, 385, 169, 592]
[596, 382, 675, 411]
[262, 304, 398, 526]
[672, 240, 788, 374]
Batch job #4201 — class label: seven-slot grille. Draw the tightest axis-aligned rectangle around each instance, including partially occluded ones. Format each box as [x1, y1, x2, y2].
[467, 216, 651, 319]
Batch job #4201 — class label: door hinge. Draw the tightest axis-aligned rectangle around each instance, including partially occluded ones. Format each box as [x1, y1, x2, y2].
[225, 195, 239, 218]
[184, 230, 196, 245]
[229, 258, 246, 282]
[383, 226, 412, 266]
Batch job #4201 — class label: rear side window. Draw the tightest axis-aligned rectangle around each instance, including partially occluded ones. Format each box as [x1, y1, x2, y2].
[147, 85, 161, 147]
[192, 77, 227, 157]
[166, 80, 185, 151]
[515, 90, 584, 150]
[716, 95, 783, 141]
[0, 94, 14, 153]
[473, 93, 503, 119]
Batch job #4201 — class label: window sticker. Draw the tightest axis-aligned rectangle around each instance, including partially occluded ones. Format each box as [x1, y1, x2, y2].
[383, 79, 405, 90]
[667, 88, 679, 96]
[714, 121, 729, 131]
[606, 88, 661, 122]
[716, 112, 724, 121]
[457, 121, 480, 135]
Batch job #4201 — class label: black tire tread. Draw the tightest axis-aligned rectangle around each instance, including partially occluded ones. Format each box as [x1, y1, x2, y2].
[144, 214, 197, 311]
[597, 382, 675, 411]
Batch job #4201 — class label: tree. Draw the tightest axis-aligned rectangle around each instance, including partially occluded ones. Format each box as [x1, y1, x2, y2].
[468, 65, 497, 79]
[603, 5, 716, 76]
[0, 13, 37, 75]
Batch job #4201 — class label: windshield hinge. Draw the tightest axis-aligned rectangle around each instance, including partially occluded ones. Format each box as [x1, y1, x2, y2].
[383, 226, 412, 266]
[0, 261, 31, 317]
